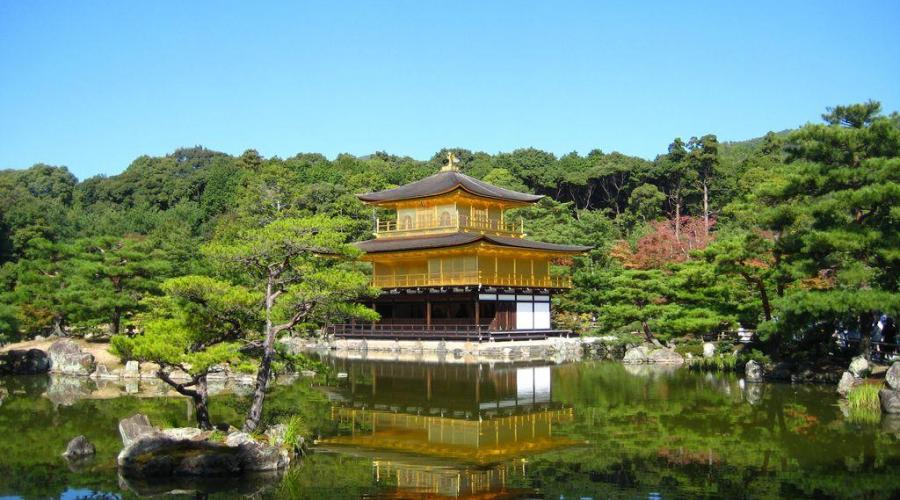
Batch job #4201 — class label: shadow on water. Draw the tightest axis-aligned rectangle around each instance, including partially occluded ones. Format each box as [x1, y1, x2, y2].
[1, 358, 899, 498]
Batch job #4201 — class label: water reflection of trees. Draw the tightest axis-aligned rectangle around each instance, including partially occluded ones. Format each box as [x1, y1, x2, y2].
[537, 362, 900, 498]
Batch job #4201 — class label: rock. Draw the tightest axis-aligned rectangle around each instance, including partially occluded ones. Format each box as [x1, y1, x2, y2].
[622, 346, 649, 364]
[119, 414, 157, 447]
[300, 370, 316, 378]
[225, 431, 290, 472]
[848, 355, 870, 378]
[886, 362, 900, 391]
[48, 339, 96, 376]
[117, 416, 290, 478]
[744, 360, 764, 383]
[648, 348, 685, 365]
[161, 427, 205, 441]
[0, 349, 52, 375]
[770, 362, 792, 381]
[123, 361, 140, 378]
[62, 435, 96, 459]
[264, 424, 288, 448]
[837, 371, 859, 397]
[119, 431, 241, 477]
[880, 389, 900, 414]
[702, 342, 716, 358]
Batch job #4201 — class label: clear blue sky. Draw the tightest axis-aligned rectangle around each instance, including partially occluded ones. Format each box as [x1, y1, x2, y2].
[1, 1, 898, 180]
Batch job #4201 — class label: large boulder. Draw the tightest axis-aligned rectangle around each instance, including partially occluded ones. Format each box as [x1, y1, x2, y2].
[880, 389, 900, 414]
[702, 342, 716, 358]
[63, 435, 96, 459]
[622, 346, 649, 364]
[886, 362, 900, 391]
[648, 348, 685, 365]
[48, 340, 95, 376]
[0, 349, 52, 375]
[119, 413, 157, 448]
[117, 416, 290, 478]
[744, 360, 765, 383]
[848, 355, 870, 378]
[837, 371, 859, 397]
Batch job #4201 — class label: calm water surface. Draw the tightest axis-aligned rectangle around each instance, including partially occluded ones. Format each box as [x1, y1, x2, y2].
[0, 359, 898, 499]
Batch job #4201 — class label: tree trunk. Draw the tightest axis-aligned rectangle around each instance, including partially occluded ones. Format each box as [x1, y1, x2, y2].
[742, 272, 772, 322]
[641, 320, 655, 343]
[157, 370, 212, 430]
[757, 279, 772, 322]
[244, 275, 277, 433]
[674, 199, 682, 240]
[191, 377, 212, 430]
[858, 311, 875, 358]
[702, 183, 710, 234]
[110, 307, 121, 335]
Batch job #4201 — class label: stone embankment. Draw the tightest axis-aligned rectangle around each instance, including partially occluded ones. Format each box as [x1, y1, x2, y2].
[281, 336, 585, 363]
[0, 338, 254, 385]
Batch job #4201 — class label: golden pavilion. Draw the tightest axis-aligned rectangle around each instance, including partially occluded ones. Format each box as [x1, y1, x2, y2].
[332, 153, 589, 341]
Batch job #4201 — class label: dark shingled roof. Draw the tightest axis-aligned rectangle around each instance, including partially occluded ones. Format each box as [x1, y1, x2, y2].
[357, 170, 544, 204]
[356, 233, 591, 254]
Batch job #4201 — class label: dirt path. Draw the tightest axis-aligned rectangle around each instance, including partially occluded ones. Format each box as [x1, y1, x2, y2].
[1, 337, 123, 369]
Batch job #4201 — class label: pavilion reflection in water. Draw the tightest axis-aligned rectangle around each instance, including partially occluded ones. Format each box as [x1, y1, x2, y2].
[318, 359, 578, 498]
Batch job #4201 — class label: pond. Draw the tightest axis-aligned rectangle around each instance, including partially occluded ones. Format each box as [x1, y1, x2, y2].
[0, 358, 898, 499]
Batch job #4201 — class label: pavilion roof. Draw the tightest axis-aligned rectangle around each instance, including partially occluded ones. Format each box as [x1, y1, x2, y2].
[357, 170, 544, 204]
[355, 232, 591, 254]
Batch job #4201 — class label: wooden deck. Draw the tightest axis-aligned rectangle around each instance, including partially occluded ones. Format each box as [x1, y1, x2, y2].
[327, 323, 572, 342]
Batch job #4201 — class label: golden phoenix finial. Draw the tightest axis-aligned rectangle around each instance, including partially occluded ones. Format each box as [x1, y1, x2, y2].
[442, 151, 459, 172]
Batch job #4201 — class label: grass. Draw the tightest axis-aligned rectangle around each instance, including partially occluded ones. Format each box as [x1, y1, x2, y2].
[689, 355, 738, 372]
[846, 383, 882, 425]
[281, 415, 309, 451]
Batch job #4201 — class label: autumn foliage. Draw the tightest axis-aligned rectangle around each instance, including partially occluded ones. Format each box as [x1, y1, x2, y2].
[613, 217, 715, 269]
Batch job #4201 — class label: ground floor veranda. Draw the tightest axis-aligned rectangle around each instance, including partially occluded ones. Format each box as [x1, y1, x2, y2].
[327, 289, 572, 341]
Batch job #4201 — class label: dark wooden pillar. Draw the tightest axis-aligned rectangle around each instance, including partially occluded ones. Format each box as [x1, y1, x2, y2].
[474, 297, 480, 326]
[426, 300, 432, 327]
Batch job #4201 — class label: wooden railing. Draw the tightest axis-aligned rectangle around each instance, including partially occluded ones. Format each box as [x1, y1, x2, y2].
[328, 323, 572, 341]
[371, 270, 572, 289]
[375, 215, 524, 238]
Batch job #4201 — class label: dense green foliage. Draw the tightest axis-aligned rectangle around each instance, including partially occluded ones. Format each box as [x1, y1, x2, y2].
[1, 102, 898, 361]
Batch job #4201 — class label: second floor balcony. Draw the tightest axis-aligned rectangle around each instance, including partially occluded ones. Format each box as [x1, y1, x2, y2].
[375, 214, 524, 238]
[371, 269, 572, 289]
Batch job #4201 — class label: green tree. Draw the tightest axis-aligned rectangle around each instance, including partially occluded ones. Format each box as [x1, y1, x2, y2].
[113, 276, 260, 429]
[653, 138, 697, 239]
[203, 215, 378, 432]
[594, 269, 672, 343]
[687, 134, 720, 233]
[8, 238, 78, 336]
[71, 235, 172, 334]
[758, 101, 900, 354]
[627, 183, 666, 223]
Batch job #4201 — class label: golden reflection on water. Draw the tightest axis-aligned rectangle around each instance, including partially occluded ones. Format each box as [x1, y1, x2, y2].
[318, 359, 580, 497]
